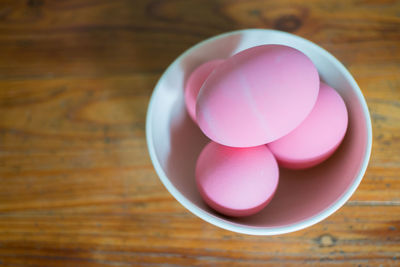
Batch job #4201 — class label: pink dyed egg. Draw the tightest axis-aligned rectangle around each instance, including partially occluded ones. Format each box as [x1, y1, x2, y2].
[196, 45, 319, 147]
[196, 141, 279, 217]
[268, 82, 348, 169]
[184, 59, 224, 122]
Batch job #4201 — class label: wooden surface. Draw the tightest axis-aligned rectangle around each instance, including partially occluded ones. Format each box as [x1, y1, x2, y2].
[0, 0, 399, 266]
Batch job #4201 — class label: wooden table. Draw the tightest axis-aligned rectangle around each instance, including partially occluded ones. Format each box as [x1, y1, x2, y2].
[0, 0, 399, 266]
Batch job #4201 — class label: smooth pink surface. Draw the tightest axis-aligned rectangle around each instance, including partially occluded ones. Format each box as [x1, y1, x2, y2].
[196, 141, 279, 217]
[268, 83, 348, 169]
[196, 45, 319, 147]
[184, 59, 224, 121]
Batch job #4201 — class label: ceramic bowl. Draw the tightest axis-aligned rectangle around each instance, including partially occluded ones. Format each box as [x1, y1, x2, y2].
[146, 29, 372, 235]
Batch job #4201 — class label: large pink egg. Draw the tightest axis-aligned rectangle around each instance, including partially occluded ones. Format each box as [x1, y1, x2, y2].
[196, 141, 279, 217]
[196, 45, 319, 147]
[268, 83, 348, 169]
[185, 59, 224, 122]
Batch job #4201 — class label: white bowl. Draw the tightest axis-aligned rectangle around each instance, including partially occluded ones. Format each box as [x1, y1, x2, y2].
[146, 29, 372, 235]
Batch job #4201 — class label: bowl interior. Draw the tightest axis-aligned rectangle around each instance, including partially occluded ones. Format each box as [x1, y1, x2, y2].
[147, 29, 371, 233]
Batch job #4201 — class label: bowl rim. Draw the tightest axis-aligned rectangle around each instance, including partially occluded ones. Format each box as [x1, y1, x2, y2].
[146, 29, 373, 235]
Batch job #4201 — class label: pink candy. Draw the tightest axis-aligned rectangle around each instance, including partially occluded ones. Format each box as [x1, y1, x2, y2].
[185, 45, 348, 217]
[196, 45, 319, 147]
[185, 59, 224, 122]
[196, 142, 279, 217]
[268, 83, 348, 169]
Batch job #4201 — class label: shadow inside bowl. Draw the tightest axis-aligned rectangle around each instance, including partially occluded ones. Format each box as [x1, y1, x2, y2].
[166, 106, 210, 211]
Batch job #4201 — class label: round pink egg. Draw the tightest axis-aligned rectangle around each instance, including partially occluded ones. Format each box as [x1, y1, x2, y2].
[196, 45, 319, 147]
[268, 82, 348, 169]
[184, 59, 224, 122]
[196, 141, 279, 217]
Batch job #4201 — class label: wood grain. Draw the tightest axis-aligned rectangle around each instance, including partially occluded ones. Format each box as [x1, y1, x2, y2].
[0, 0, 399, 266]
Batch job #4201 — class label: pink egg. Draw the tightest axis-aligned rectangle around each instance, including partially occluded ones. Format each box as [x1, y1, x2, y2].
[196, 45, 320, 147]
[268, 82, 348, 169]
[196, 45, 319, 147]
[184, 59, 224, 122]
[196, 141, 279, 217]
